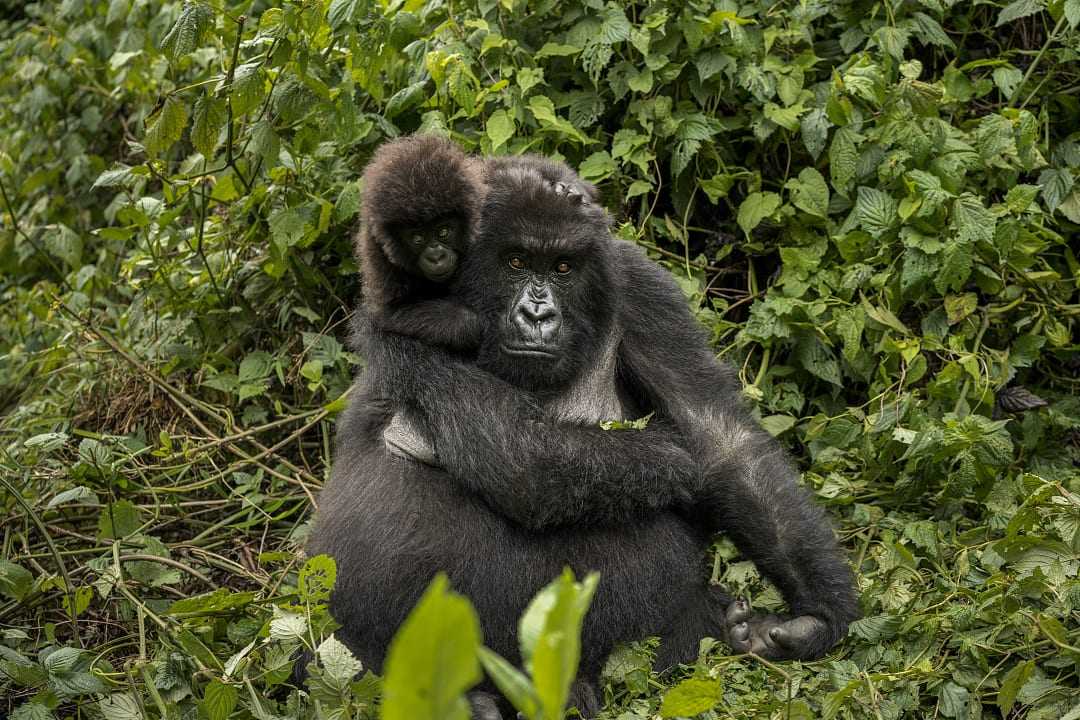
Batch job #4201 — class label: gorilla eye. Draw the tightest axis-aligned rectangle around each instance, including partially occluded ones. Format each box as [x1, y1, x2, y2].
[509, 256, 525, 270]
[437, 226, 450, 239]
[556, 261, 571, 274]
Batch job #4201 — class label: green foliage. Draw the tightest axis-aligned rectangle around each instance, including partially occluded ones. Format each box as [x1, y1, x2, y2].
[1, 0, 1079, 718]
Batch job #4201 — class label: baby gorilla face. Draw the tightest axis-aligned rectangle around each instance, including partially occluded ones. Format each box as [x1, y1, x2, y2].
[401, 217, 462, 282]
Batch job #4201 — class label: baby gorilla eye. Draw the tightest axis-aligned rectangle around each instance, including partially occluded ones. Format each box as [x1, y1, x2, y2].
[556, 261, 572, 274]
[508, 257, 525, 270]
[437, 226, 451, 239]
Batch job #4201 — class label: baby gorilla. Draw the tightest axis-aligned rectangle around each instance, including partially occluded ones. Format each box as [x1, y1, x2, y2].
[356, 135, 484, 352]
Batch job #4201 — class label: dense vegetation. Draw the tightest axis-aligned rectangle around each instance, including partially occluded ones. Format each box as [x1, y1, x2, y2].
[1, 0, 1078, 717]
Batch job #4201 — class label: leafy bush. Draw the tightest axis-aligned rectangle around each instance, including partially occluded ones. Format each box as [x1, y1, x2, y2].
[1, 0, 1078, 718]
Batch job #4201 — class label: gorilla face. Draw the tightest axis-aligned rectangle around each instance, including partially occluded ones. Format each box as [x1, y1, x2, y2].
[391, 216, 464, 282]
[462, 169, 617, 391]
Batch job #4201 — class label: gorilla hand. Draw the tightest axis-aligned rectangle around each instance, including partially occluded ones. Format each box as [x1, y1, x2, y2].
[383, 414, 440, 466]
[722, 599, 831, 660]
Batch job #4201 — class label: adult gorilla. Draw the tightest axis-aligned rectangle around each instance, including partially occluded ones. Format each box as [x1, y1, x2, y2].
[309, 161, 857, 715]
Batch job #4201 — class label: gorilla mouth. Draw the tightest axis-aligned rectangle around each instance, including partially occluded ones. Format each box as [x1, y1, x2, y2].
[500, 343, 558, 359]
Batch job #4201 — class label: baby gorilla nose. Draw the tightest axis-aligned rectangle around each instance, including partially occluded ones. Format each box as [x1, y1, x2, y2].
[418, 243, 458, 281]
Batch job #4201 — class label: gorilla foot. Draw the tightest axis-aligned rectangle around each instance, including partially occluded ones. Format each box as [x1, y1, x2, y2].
[470, 692, 504, 720]
[723, 599, 830, 660]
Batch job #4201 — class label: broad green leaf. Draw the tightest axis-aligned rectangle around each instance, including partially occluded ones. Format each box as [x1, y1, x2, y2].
[1038, 168, 1074, 212]
[855, 186, 898, 235]
[160, 1, 214, 63]
[0, 561, 33, 601]
[660, 678, 721, 718]
[317, 635, 362, 690]
[486, 109, 515, 151]
[736, 191, 780, 236]
[579, 151, 616, 182]
[997, 660, 1034, 716]
[528, 571, 599, 720]
[268, 607, 307, 643]
[789, 167, 829, 217]
[381, 574, 482, 720]
[997, 0, 1046, 26]
[191, 95, 227, 158]
[99, 693, 142, 720]
[144, 96, 189, 157]
[328, 0, 365, 30]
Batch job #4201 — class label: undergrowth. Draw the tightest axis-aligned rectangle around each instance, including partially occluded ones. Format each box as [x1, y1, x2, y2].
[1, 0, 1078, 718]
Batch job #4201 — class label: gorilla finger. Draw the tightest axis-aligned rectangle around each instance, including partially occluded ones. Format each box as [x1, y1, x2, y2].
[769, 615, 827, 650]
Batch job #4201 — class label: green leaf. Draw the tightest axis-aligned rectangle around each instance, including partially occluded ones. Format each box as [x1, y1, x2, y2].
[381, 574, 482, 720]
[951, 194, 995, 245]
[486, 109, 515, 151]
[829, 127, 860, 195]
[528, 96, 591, 145]
[328, 0, 365, 30]
[944, 292, 978, 325]
[477, 647, 541, 718]
[997, 660, 1034, 716]
[316, 635, 363, 690]
[935, 240, 974, 293]
[659, 678, 722, 718]
[99, 693, 142, 720]
[10, 703, 53, 720]
[528, 570, 599, 720]
[298, 554, 336, 604]
[191, 95, 227, 158]
[160, 1, 214, 63]
[0, 560, 34, 601]
[855, 186, 898, 235]
[789, 167, 830, 218]
[996, 0, 1046, 26]
[736, 191, 781, 236]
[800, 108, 830, 160]
[143, 96, 189, 157]
[97, 500, 141, 540]
[228, 61, 267, 116]
[1038, 168, 1074, 212]
[579, 151, 616, 182]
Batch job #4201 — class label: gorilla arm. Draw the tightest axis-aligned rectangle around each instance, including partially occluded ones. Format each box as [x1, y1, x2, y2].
[611, 241, 860, 661]
[371, 298, 483, 352]
[362, 328, 703, 530]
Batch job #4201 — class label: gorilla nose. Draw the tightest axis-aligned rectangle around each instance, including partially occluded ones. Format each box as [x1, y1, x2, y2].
[425, 244, 448, 262]
[520, 301, 556, 322]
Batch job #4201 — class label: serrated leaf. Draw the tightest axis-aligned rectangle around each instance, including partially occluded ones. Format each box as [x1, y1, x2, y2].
[951, 194, 995, 245]
[944, 292, 977, 325]
[143, 96, 189, 157]
[98, 693, 142, 720]
[160, 1, 214, 63]
[855, 186, 898, 235]
[801, 108, 830, 160]
[191, 95, 227, 158]
[829, 127, 860, 195]
[997, 0, 1046, 26]
[298, 553, 336, 603]
[327, 0, 364, 30]
[269, 606, 307, 642]
[1038, 167, 1074, 212]
[316, 635, 362, 689]
[737, 191, 780, 236]
[11, 703, 53, 720]
[934, 241, 973, 293]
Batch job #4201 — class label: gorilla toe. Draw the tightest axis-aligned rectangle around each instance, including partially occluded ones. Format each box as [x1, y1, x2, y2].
[722, 600, 831, 660]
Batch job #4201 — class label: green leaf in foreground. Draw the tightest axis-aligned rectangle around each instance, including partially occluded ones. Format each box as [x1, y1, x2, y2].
[659, 677, 722, 718]
[381, 574, 482, 720]
[522, 570, 599, 720]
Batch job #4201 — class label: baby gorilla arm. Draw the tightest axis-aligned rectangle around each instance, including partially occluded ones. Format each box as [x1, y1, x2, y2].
[363, 327, 703, 530]
[372, 299, 483, 352]
[612, 242, 860, 661]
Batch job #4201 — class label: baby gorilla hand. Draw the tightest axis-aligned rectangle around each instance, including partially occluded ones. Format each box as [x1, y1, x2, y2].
[723, 599, 830, 660]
